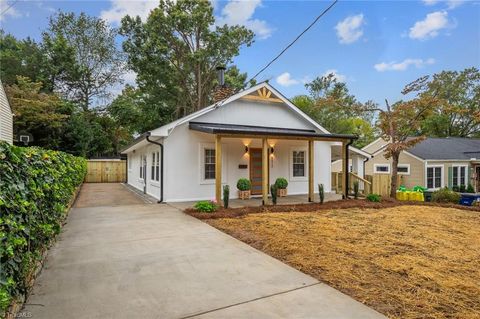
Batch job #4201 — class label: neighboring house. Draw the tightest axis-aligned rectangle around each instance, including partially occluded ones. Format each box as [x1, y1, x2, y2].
[121, 81, 358, 203]
[0, 80, 13, 144]
[365, 137, 480, 192]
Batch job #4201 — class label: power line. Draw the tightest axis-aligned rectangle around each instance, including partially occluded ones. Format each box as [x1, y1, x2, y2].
[246, 0, 339, 85]
[1, 0, 20, 17]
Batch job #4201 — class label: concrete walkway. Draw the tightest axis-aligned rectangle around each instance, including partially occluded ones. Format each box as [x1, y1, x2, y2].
[24, 184, 385, 319]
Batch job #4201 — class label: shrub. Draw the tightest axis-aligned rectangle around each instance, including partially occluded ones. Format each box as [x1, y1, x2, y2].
[274, 177, 288, 189]
[194, 200, 217, 213]
[237, 178, 251, 191]
[432, 187, 461, 204]
[366, 194, 381, 202]
[353, 181, 359, 199]
[459, 184, 466, 193]
[452, 185, 459, 192]
[318, 183, 324, 204]
[0, 142, 86, 315]
[466, 184, 475, 193]
[270, 184, 278, 205]
[223, 185, 229, 209]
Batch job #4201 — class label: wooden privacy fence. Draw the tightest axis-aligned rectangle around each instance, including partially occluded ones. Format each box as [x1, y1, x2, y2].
[366, 174, 402, 197]
[332, 173, 401, 197]
[85, 160, 126, 183]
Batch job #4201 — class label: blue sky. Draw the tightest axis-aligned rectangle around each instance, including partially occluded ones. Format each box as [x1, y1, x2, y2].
[1, 0, 479, 106]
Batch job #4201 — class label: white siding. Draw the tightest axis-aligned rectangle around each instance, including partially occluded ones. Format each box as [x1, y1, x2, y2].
[0, 81, 13, 144]
[127, 142, 163, 199]
[195, 99, 321, 132]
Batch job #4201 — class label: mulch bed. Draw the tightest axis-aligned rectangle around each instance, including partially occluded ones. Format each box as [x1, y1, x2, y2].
[185, 198, 480, 219]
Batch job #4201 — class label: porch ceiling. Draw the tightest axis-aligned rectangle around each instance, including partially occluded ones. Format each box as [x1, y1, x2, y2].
[189, 122, 357, 141]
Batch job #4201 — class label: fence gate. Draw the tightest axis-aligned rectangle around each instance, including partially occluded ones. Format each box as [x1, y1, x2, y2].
[85, 160, 126, 183]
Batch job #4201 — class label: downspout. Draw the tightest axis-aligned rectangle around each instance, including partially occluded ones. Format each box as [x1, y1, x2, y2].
[344, 138, 354, 199]
[146, 133, 164, 203]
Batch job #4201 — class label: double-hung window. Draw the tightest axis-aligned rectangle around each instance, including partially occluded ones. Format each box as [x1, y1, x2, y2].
[452, 165, 467, 187]
[427, 166, 442, 189]
[151, 152, 160, 182]
[292, 150, 305, 177]
[139, 155, 146, 179]
[204, 149, 216, 180]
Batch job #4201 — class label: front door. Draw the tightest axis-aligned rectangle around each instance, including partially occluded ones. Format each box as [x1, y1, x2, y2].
[249, 148, 263, 195]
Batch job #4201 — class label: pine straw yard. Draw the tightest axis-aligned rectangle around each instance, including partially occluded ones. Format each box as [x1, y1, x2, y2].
[206, 205, 480, 319]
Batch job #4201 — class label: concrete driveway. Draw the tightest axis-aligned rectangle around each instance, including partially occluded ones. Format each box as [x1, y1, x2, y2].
[24, 184, 385, 319]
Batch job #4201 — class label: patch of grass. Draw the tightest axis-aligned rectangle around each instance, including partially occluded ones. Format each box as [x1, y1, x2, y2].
[207, 206, 480, 319]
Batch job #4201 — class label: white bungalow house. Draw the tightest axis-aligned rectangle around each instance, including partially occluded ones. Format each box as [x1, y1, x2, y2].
[0, 80, 13, 145]
[121, 81, 357, 204]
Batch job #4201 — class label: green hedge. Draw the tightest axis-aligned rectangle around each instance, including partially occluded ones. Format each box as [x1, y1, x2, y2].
[0, 142, 86, 315]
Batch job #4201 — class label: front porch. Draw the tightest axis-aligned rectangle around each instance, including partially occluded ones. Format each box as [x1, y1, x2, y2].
[169, 192, 343, 210]
[190, 121, 357, 206]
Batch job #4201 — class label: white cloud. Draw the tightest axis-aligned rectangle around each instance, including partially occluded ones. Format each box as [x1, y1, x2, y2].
[100, 0, 158, 24]
[335, 14, 365, 44]
[446, 0, 465, 9]
[422, 0, 464, 9]
[323, 69, 347, 82]
[409, 11, 451, 39]
[374, 58, 435, 72]
[276, 72, 299, 87]
[217, 0, 273, 39]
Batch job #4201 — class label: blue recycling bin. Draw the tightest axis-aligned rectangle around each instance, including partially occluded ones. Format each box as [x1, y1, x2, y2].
[459, 194, 480, 206]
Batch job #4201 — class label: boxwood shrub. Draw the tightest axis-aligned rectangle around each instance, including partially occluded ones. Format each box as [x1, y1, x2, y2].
[0, 142, 86, 315]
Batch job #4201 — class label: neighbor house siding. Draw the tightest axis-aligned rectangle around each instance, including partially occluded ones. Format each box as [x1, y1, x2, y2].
[366, 151, 425, 189]
[362, 138, 388, 154]
[0, 81, 13, 144]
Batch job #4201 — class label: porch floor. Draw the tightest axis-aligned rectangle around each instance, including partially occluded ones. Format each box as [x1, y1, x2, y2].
[168, 193, 342, 210]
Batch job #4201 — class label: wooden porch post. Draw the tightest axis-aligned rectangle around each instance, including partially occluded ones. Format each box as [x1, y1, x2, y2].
[342, 140, 348, 199]
[262, 138, 269, 205]
[215, 135, 222, 204]
[308, 140, 314, 202]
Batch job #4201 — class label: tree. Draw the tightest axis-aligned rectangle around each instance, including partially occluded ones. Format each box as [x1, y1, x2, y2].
[405, 67, 480, 137]
[0, 31, 51, 90]
[42, 12, 125, 110]
[5, 76, 71, 149]
[292, 73, 376, 148]
[120, 0, 254, 119]
[370, 97, 435, 197]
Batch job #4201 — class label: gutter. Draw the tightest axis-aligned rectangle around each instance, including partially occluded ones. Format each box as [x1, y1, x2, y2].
[146, 133, 164, 203]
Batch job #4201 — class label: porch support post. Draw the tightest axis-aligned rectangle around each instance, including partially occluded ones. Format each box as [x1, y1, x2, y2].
[342, 140, 348, 199]
[308, 140, 314, 202]
[215, 135, 222, 204]
[262, 138, 269, 205]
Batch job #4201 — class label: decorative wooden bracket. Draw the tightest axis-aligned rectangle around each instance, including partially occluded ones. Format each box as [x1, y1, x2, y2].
[241, 87, 283, 103]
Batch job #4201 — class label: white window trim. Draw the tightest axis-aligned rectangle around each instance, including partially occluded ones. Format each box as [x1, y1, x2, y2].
[425, 164, 444, 190]
[199, 143, 226, 185]
[397, 164, 410, 175]
[138, 154, 146, 183]
[289, 147, 308, 181]
[374, 163, 391, 174]
[452, 164, 468, 187]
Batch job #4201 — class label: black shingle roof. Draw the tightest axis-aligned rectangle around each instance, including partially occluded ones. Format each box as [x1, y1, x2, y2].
[408, 137, 480, 160]
[189, 122, 357, 140]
